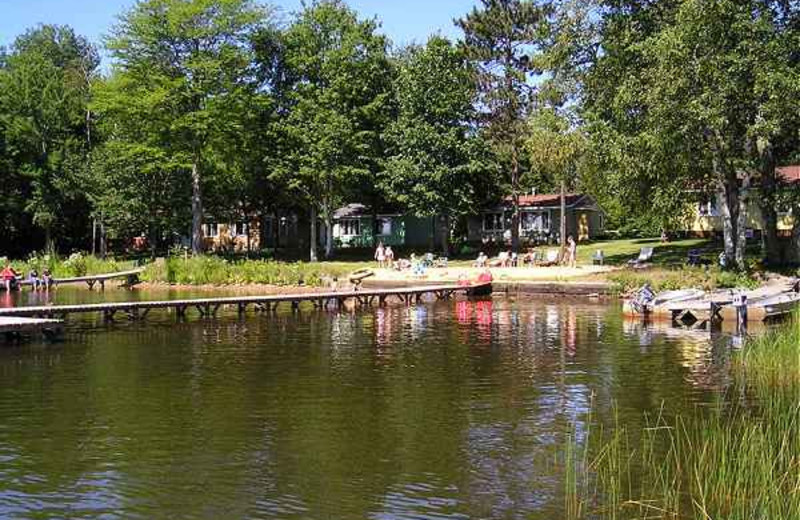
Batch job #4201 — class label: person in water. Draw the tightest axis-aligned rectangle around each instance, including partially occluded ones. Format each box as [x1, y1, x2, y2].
[27, 268, 41, 290]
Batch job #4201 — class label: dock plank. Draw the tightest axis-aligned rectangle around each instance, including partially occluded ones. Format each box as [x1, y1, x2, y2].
[0, 317, 63, 333]
[0, 283, 490, 319]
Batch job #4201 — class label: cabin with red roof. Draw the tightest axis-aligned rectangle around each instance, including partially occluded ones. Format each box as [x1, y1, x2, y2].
[467, 193, 605, 246]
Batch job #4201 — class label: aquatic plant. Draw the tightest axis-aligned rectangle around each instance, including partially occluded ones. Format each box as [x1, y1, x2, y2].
[565, 318, 800, 519]
[142, 255, 368, 287]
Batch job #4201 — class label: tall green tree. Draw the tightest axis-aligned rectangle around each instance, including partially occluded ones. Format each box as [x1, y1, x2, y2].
[278, 0, 393, 260]
[382, 36, 483, 253]
[101, 0, 270, 255]
[577, 0, 800, 267]
[0, 25, 98, 252]
[457, 0, 550, 252]
[525, 107, 585, 256]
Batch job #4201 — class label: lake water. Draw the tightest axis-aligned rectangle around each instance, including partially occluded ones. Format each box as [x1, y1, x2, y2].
[0, 289, 734, 519]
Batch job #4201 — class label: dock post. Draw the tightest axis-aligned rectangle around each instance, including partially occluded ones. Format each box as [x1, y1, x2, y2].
[733, 292, 748, 335]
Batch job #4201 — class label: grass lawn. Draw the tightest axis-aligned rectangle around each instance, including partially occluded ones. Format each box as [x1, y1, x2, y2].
[574, 237, 716, 266]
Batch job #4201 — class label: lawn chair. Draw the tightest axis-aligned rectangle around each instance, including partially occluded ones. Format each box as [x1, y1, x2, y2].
[592, 250, 604, 265]
[435, 256, 448, 268]
[541, 249, 560, 267]
[628, 247, 654, 266]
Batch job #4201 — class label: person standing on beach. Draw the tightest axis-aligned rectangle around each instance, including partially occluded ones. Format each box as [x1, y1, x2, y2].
[567, 235, 577, 268]
[384, 246, 394, 267]
[374, 242, 386, 268]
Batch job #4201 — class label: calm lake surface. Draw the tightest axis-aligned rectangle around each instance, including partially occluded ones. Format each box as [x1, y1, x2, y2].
[0, 288, 734, 519]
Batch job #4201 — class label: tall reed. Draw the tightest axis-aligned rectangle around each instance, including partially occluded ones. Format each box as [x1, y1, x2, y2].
[565, 318, 800, 519]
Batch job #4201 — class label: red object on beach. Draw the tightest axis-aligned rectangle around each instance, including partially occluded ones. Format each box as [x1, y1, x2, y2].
[477, 271, 493, 283]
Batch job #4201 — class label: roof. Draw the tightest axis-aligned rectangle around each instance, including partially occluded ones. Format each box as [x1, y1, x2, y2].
[333, 203, 368, 219]
[778, 165, 800, 184]
[502, 193, 596, 209]
[333, 203, 402, 219]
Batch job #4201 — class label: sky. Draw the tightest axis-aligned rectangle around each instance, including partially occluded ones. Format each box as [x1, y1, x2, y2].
[0, 0, 478, 61]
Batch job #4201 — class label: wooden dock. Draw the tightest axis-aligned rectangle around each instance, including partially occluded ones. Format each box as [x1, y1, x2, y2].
[0, 283, 491, 322]
[0, 317, 63, 339]
[645, 285, 800, 328]
[14, 267, 145, 290]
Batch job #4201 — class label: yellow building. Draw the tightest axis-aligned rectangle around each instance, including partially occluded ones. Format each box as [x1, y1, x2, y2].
[684, 166, 798, 237]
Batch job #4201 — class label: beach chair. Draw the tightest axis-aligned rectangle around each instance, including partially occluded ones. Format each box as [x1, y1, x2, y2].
[541, 249, 560, 267]
[592, 250, 604, 265]
[628, 247, 653, 266]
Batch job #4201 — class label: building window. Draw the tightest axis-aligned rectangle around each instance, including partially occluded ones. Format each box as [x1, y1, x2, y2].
[340, 219, 361, 236]
[521, 211, 550, 232]
[204, 223, 219, 237]
[483, 212, 504, 232]
[698, 195, 719, 217]
[233, 222, 248, 237]
[376, 217, 392, 236]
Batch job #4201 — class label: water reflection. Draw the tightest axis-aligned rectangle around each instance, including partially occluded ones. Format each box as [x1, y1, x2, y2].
[0, 296, 737, 519]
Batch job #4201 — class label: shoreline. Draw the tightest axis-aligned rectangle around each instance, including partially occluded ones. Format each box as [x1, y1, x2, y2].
[133, 276, 617, 297]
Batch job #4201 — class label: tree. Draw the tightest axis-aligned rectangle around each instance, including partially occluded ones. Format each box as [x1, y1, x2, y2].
[525, 107, 585, 257]
[457, 0, 549, 252]
[102, 0, 270, 255]
[277, 0, 393, 260]
[575, 0, 800, 269]
[0, 25, 98, 252]
[382, 36, 483, 253]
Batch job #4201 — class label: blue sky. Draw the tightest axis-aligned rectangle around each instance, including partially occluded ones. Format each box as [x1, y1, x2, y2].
[0, 0, 478, 57]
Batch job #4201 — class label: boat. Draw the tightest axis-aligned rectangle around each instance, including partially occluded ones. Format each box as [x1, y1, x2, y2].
[747, 291, 800, 320]
[623, 288, 705, 317]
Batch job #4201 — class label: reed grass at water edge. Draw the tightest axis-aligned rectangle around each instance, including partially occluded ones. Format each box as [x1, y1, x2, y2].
[564, 318, 800, 519]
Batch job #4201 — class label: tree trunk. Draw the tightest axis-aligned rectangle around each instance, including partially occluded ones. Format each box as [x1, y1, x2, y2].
[758, 146, 780, 265]
[715, 151, 740, 269]
[428, 217, 435, 251]
[440, 215, 450, 255]
[559, 180, 567, 262]
[44, 227, 55, 254]
[792, 206, 800, 264]
[735, 172, 751, 270]
[190, 158, 204, 255]
[309, 206, 318, 262]
[324, 214, 334, 259]
[99, 217, 107, 259]
[91, 216, 97, 257]
[510, 146, 520, 253]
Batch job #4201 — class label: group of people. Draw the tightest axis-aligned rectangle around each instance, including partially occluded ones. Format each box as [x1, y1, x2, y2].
[373, 242, 396, 268]
[1, 262, 52, 292]
[474, 235, 579, 269]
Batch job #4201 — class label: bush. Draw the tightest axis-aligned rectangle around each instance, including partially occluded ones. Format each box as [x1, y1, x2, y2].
[141, 255, 359, 287]
[608, 266, 759, 294]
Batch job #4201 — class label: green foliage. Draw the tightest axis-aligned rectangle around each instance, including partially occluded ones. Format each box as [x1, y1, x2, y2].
[96, 0, 271, 254]
[382, 36, 488, 220]
[276, 0, 393, 259]
[10, 251, 127, 278]
[0, 24, 98, 251]
[142, 255, 362, 287]
[607, 266, 759, 294]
